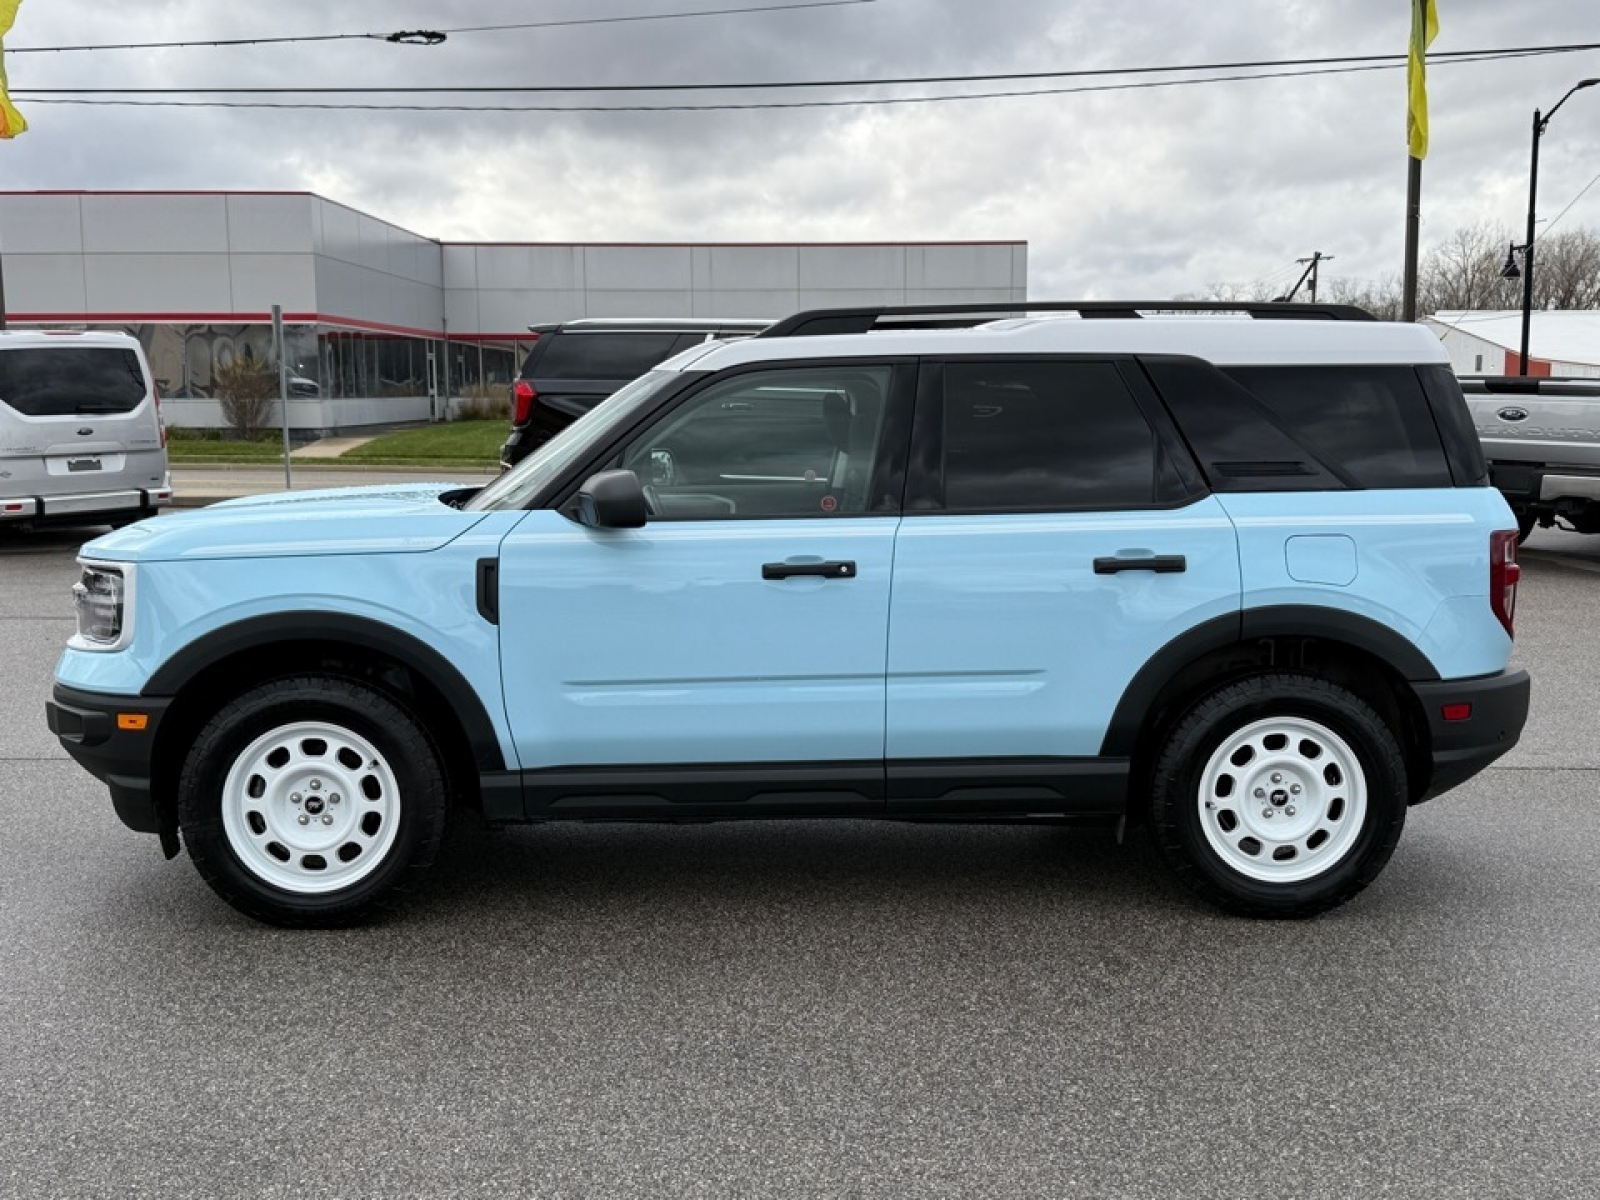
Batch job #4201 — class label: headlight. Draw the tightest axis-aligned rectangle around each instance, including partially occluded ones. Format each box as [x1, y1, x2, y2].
[72, 563, 132, 649]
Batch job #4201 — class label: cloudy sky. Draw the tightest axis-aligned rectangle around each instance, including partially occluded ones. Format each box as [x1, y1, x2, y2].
[2, 0, 1599, 300]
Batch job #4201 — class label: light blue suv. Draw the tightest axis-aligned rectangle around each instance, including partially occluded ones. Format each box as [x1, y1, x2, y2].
[47, 303, 1531, 926]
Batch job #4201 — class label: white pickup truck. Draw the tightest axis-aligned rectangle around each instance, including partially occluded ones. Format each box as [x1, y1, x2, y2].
[1462, 376, 1600, 541]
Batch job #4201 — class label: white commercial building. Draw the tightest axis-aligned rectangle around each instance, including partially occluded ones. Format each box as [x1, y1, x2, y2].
[1425, 310, 1600, 379]
[0, 190, 1028, 430]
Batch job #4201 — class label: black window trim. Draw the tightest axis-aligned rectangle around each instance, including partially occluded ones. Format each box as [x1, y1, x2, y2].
[903, 353, 1212, 517]
[542, 356, 920, 520]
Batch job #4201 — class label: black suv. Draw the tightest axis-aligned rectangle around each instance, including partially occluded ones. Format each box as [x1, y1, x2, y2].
[499, 317, 771, 468]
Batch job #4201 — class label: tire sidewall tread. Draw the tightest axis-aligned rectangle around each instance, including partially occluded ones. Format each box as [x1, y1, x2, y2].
[177, 674, 448, 928]
[1148, 672, 1407, 919]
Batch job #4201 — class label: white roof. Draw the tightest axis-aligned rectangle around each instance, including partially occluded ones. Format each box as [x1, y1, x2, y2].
[675, 315, 1449, 372]
[0, 328, 142, 350]
[1427, 310, 1600, 367]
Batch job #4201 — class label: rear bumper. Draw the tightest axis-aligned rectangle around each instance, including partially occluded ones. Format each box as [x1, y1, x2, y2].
[1490, 461, 1600, 507]
[46, 684, 171, 834]
[1, 483, 173, 524]
[1410, 669, 1531, 802]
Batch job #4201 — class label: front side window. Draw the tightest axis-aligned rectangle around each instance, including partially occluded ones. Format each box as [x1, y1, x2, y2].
[939, 361, 1161, 511]
[466, 370, 684, 512]
[619, 365, 894, 520]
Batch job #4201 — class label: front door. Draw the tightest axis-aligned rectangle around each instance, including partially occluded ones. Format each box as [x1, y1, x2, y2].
[496, 362, 908, 817]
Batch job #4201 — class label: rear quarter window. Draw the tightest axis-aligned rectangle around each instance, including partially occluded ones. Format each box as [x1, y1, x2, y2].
[0, 347, 149, 418]
[1223, 365, 1452, 489]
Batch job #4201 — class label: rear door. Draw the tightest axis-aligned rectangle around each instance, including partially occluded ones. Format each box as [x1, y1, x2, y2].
[0, 343, 165, 501]
[885, 358, 1241, 812]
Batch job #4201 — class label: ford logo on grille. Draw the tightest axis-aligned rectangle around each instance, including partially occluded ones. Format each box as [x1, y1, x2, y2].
[1497, 407, 1529, 422]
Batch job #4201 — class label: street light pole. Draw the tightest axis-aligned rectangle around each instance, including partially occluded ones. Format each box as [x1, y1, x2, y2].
[1517, 78, 1598, 375]
[1517, 106, 1540, 375]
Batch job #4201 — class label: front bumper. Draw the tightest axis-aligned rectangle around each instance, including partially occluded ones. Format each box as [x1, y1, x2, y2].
[46, 684, 171, 835]
[1410, 668, 1531, 802]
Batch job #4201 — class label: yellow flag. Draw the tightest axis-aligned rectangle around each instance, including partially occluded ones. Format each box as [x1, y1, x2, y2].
[1407, 0, 1438, 159]
[0, 0, 27, 139]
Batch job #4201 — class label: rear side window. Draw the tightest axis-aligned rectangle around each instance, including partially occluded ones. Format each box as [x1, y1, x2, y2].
[533, 333, 684, 381]
[1224, 366, 1452, 489]
[0, 347, 148, 418]
[939, 361, 1165, 511]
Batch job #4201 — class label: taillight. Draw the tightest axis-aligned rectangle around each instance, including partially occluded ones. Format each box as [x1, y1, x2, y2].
[512, 380, 536, 426]
[1490, 530, 1521, 638]
[153, 385, 168, 448]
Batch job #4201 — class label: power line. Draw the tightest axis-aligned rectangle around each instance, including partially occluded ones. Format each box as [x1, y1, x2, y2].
[4, 1, 877, 54]
[11, 39, 1599, 93]
[11, 47, 1581, 113]
[1542, 171, 1600, 238]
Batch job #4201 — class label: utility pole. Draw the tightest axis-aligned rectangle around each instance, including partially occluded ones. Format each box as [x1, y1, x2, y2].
[1307, 252, 1328, 303]
[1275, 252, 1333, 304]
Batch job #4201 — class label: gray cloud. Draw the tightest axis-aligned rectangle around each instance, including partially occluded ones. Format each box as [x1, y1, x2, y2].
[3, 0, 1599, 302]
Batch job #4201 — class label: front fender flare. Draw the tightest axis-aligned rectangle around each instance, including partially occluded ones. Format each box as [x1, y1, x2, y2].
[142, 610, 506, 771]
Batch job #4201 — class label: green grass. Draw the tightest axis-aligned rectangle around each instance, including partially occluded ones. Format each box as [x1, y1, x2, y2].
[166, 429, 288, 462]
[165, 421, 505, 468]
[339, 421, 504, 467]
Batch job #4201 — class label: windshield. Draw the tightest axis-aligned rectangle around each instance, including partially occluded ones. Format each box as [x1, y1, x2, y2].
[464, 370, 683, 512]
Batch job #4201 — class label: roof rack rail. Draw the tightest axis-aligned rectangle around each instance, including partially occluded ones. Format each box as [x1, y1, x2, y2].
[758, 300, 1377, 338]
[1457, 376, 1600, 397]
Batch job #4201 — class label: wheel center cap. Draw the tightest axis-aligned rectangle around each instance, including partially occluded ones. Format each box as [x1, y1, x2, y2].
[1270, 789, 1290, 807]
[304, 796, 326, 816]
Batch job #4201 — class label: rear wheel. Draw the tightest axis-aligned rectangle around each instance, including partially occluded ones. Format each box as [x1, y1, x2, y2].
[1148, 673, 1407, 918]
[1515, 510, 1537, 544]
[178, 675, 448, 927]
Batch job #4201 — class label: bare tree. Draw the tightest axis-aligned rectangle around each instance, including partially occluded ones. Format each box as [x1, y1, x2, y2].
[1414, 221, 1516, 315]
[1177, 280, 1282, 303]
[1325, 275, 1404, 322]
[213, 358, 279, 438]
[1532, 228, 1600, 310]
[1180, 223, 1600, 320]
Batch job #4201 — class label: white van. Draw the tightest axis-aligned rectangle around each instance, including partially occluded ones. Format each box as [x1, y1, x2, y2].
[0, 330, 172, 528]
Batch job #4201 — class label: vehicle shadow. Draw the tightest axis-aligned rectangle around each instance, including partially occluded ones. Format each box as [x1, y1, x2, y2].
[423, 814, 1191, 925]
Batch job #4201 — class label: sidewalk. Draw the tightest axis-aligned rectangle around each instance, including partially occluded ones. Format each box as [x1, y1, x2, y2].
[169, 464, 500, 507]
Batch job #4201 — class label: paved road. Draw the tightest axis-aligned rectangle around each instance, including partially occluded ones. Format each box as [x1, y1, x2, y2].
[2, 521, 1598, 1198]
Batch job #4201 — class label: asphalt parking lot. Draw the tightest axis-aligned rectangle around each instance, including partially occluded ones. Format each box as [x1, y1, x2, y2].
[2, 519, 1598, 1199]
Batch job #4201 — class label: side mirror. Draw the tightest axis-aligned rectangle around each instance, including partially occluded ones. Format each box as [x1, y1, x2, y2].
[575, 469, 648, 529]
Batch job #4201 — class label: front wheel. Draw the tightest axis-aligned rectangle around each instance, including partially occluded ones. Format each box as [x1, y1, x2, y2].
[178, 675, 448, 927]
[1148, 674, 1407, 918]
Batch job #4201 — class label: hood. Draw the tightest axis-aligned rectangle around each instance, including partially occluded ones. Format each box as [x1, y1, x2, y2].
[81, 482, 494, 563]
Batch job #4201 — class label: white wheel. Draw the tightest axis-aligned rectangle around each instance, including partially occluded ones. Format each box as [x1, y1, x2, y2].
[1149, 673, 1407, 918]
[221, 720, 402, 894]
[1196, 716, 1367, 884]
[179, 675, 448, 926]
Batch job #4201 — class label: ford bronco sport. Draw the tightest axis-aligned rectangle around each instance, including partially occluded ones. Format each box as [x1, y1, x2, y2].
[48, 302, 1530, 926]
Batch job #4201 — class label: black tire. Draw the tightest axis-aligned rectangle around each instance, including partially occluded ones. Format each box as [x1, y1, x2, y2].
[1148, 673, 1407, 919]
[1515, 511, 1537, 545]
[177, 675, 448, 927]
